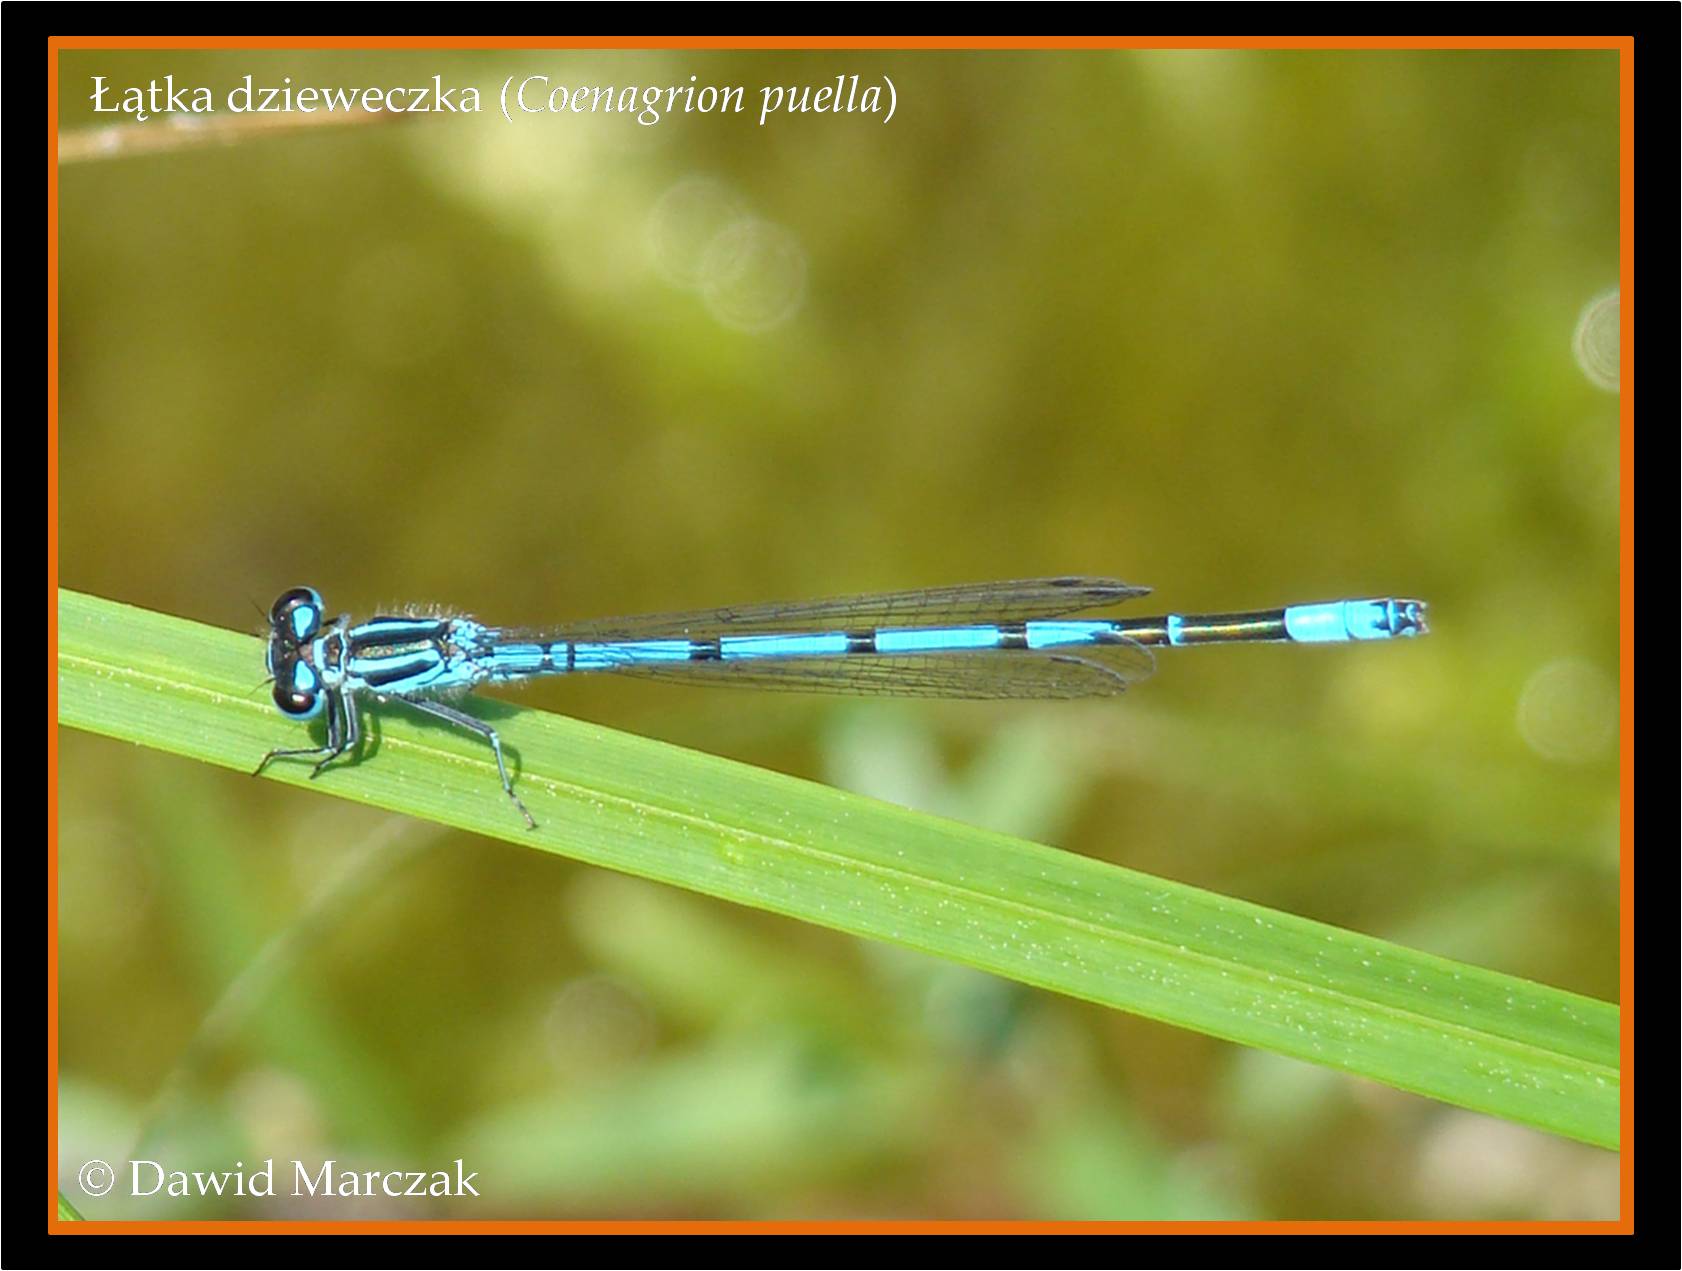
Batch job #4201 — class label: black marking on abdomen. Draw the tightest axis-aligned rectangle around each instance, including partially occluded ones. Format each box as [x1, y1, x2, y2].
[997, 622, 1030, 650]
[689, 639, 723, 662]
[846, 630, 877, 654]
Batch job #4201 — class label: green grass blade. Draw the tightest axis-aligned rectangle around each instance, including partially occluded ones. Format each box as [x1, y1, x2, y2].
[55, 589, 1620, 1148]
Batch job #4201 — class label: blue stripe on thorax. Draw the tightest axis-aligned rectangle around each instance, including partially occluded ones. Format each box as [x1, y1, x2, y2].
[349, 616, 452, 645]
[347, 648, 454, 695]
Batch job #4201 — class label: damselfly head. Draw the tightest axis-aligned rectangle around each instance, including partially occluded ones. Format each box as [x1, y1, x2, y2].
[264, 587, 328, 718]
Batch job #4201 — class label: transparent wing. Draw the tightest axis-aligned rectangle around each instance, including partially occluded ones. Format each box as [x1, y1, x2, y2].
[602, 637, 1156, 699]
[529, 577, 1150, 641]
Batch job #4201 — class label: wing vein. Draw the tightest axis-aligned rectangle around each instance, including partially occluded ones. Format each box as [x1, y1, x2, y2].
[513, 577, 1150, 642]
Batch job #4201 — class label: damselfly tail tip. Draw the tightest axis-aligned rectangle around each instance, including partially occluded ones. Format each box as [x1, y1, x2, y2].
[1392, 599, 1428, 637]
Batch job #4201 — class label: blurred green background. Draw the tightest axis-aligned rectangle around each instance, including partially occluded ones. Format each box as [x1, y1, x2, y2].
[56, 48, 1621, 1220]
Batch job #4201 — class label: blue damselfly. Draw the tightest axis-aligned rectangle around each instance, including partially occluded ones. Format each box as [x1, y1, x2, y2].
[255, 577, 1428, 827]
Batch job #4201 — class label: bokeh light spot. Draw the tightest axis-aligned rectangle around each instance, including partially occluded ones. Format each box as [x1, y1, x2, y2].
[698, 217, 808, 333]
[646, 175, 750, 288]
[1570, 288, 1620, 391]
[1516, 657, 1617, 764]
[545, 974, 656, 1076]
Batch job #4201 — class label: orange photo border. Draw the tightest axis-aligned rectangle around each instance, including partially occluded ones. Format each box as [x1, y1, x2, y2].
[47, 33, 1635, 1237]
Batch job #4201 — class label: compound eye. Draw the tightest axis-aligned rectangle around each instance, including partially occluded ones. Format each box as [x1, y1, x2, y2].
[270, 657, 325, 719]
[272, 682, 323, 719]
[270, 586, 325, 643]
